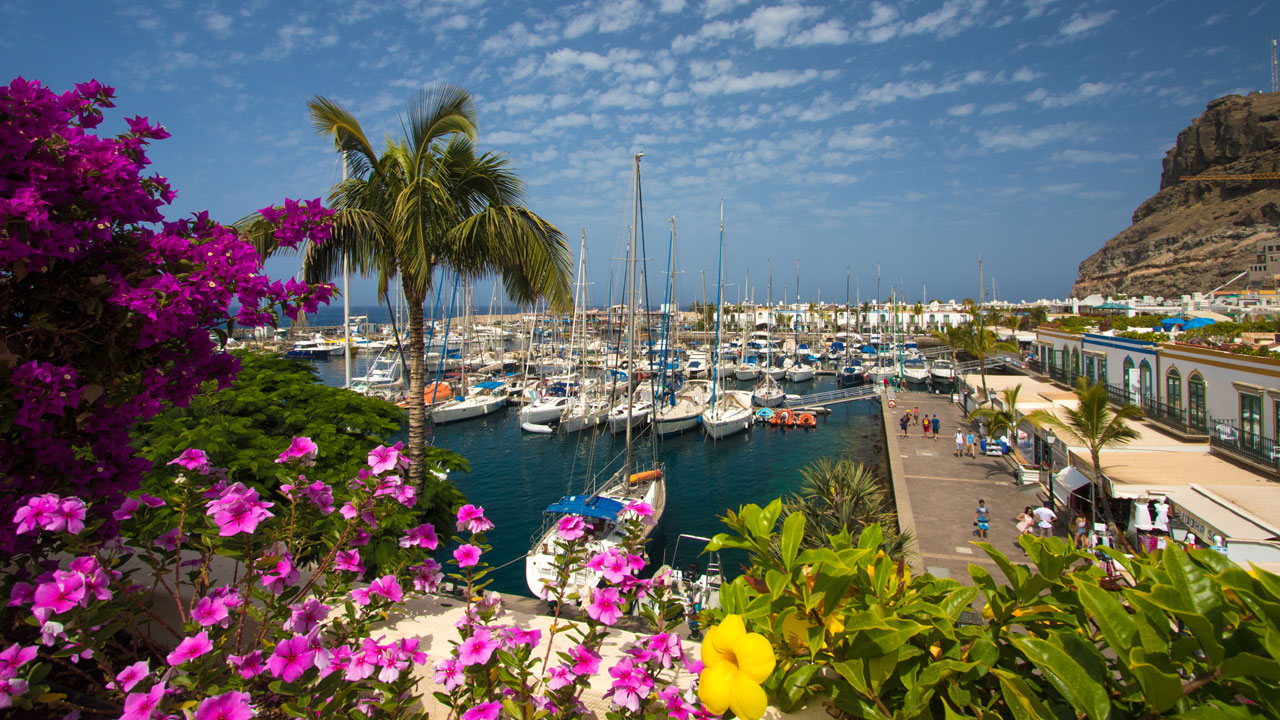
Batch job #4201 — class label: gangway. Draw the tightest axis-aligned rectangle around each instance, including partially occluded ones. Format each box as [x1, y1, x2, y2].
[785, 385, 880, 409]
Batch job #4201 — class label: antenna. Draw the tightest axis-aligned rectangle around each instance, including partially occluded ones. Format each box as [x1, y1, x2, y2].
[1273, 38, 1279, 93]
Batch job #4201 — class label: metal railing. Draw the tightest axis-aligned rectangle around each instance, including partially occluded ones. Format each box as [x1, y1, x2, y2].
[1047, 365, 1080, 386]
[1140, 397, 1208, 436]
[1106, 383, 1133, 406]
[1208, 417, 1280, 471]
[785, 385, 880, 408]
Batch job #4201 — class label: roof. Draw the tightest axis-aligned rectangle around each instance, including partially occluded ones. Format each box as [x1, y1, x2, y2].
[544, 495, 625, 521]
[1181, 317, 1216, 329]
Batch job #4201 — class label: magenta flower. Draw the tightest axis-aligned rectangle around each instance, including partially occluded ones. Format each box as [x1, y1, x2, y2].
[275, 436, 319, 465]
[267, 635, 315, 683]
[557, 515, 586, 540]
[0, 644, 37, 679]
[194, 690, 252, 720]
[121, 682, 165, 720]
[334, 549, 364, 574]
[455, 504, 493, 534]
[434, 657, 464, 691]
[645, 631, 684, 669]
[12, 494, 58, 534]
[167, 448, 210, 472]
[458, 629, 498, 667]
[205, 483, 274, 537]
[113, 660, 148, 692]
[462, 702, 501, 720]
[227, 650, 264, 679]
[369, 575, 403, 603]
[625, 500, 654, 518]
[0, 677, 28, 709]
[453, 543, 481, 568]
[367, 445, 400, 474]
[191, 596, 229, 627]
[285, 599, 330, 635]
[32, 572, 85, 615]
[409, 559, 443, 593]
[546, 663, 575, 690]
[399, 523, 439, 550]
[586, 548, 634, 584]
[166, 631, 212, 666]
[606, 657, 653, 712]
[586, 587, 624, 625]
[52, 498, 87, 534]
[569, 644, 601, 675]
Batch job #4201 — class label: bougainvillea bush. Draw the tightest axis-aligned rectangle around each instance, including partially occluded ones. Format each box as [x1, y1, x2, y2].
[0, 77, 334, 550]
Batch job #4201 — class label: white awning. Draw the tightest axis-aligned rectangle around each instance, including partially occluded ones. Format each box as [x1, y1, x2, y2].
[1052, 466, 1092, 506]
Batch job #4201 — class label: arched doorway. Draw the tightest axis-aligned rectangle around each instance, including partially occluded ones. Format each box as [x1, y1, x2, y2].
[1139, 360, 1153, 403]
[1122, 356, 1135, 402]
[1188, 373, 1206, 430]
[1166, 367, 1181, 411]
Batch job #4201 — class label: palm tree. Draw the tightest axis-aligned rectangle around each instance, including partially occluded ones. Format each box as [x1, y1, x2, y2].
[969, 383, 1023, 450]
[911, 302, 923, 333]
[960, 323, 1019, 405]
[251, 86, 572, 485]
[1025, 378, 1142, 551]
[930, 324, 965, 377]
[779, 457, 913, 561]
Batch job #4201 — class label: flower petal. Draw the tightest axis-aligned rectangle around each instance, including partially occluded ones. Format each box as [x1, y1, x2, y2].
[733, 632, 776, 684]
[698, 664, 734, 715]
[728, 672, 769, 720]
[710, 614, 745, 655]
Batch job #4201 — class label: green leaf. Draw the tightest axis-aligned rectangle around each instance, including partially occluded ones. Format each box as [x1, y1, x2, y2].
[780, 511, 804, 568]
[765, 568, 789, 602]
[832, 659, 869, 695]
[1164, 547, 1222, 616]
[1010, 635, 1111, 719]
[1221, 652, 1280, 681]
[992, 669, 1056, 720]
[1077, 581, 1138, 653]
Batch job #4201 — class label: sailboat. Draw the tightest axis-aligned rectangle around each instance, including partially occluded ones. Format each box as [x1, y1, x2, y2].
[784, 263, 815, 383]
[652, 217, 710, 437]
[752, 373, 786, 407]
[560, 231, 610, 433]
[701, 201, 754, 439]
[526, 153, 666, 601]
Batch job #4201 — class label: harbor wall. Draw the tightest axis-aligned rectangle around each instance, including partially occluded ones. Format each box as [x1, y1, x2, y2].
[880, 392, 922, 569]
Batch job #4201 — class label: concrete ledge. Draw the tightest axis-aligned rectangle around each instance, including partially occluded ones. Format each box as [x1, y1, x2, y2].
[881, 393, 921, 570]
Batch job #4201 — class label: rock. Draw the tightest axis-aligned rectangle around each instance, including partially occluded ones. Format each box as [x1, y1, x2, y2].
[1073, 92, 1280, 297]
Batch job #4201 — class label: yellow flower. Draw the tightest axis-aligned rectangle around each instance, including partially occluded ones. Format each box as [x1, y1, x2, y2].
[781, 611, 845, 650]
[699, 614, 776, 720]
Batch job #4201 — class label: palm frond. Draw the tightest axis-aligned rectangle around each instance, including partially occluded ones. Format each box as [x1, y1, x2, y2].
[307, 95, 381, 180]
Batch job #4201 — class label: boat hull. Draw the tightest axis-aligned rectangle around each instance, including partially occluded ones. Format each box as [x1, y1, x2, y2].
[432, 398, 505, 425]
[653, 413, 699, 437]
[701, 413, 751, 439]
[733, 367, 761, 381]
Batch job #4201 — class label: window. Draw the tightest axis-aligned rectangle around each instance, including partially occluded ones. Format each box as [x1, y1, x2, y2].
[1242, 393, 1263, 449]
[1166, 368, 1181, 411]
[1099, 357, 1108, 386]
[1072, 348, 1081, 377]
[1139, 360, 1153, 401]
[1086, 355, 1096, 383]
[1189, 373, 1206, 429]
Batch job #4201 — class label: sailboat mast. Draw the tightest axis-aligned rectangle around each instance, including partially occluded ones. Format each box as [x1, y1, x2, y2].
[794, 259, 800, 362]
[625, 153, 642, 477]
[341, 153, 351, 388]
[711, 200, 724, 412]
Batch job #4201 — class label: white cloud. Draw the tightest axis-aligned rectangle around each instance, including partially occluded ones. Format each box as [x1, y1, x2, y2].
[742, 4, 822, 48]
[671, 19, 736, 53]
[948, 103, 976, 116]
[690, 68, 821, 95]
[1011, 66, 1039, 82]
[1024, 0, 1058, 19]
[481, 22, 557, 55]
[1042, 182, 1082, 194]
[828, 121, 897, 152]
[791, 19, 851, 46]
[1025, 81, 1114, 108]
[659, 0, 686, 12]
[977, 122, 1087, 150]
[548, 113, 591, 128]
[662, 91, 692, 106]
[982, 101, 1019, 114]
[902, 0, 987, 39]
[901, 60, 933, 73]
[501, 94, 547, 114]
[564, 0, 646, 38]
[1204, 11, 1227, 26]
[1051, 149, 1138, 164]
[204, 12, 232, 33]
[1059, 10, 1116, 38]
[703, 0, 750, 18]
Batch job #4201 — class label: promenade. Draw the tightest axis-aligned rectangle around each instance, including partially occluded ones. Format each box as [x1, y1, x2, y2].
[884, 391, 1052, 584]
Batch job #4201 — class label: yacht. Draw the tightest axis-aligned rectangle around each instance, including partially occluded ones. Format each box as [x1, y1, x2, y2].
[751, 375, 786, 407]
[683, 351, 709, 379]
[902, 357, 931, 384]
[700, 389, 754, 439]
[652, 380, 712, 437]
[430, 381, 508, 424]
[284, 334, 344, 359]
[930, 358, 957, 386]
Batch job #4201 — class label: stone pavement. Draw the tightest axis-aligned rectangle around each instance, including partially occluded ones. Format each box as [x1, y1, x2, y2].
[884, 391, 1056, 586]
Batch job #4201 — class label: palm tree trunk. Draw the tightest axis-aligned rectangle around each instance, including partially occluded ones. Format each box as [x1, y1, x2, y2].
[1091, 449, 1136, 554]
[404, 282, 428, 487]
[979, 354, 989, 404]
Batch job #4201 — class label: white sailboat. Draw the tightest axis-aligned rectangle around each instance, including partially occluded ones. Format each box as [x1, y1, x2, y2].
[430, 380, 508, 424]
[752, 373, 786, 407]
[653, 379, 711, 437]
[700, 201, 754, 440]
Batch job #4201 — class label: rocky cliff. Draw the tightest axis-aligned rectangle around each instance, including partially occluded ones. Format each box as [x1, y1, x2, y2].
[1072, 93, 1280, 298]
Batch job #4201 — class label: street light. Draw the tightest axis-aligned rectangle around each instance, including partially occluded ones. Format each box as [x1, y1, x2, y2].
[1044, 430, 1057, 509]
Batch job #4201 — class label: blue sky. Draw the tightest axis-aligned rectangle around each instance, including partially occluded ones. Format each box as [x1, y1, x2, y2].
[1, 0, 1271, 305]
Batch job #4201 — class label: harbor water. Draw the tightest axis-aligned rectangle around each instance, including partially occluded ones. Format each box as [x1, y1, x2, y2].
[310, 352, 887, 596]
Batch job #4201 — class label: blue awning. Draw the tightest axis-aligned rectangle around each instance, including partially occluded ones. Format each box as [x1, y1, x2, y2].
[1182, 318, 1215, 329]
[1158, 318, 1185, 329]
[473, 381, 505, 390]
[544, 495, 625, 521]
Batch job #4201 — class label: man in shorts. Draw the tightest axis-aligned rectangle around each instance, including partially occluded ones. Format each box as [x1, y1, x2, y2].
[954, 429, 965, 456]
[1032, 502, 1057, 537]
[931, 414, 940, 440]
[899, 413, 910, 438]
[974, 499, 990, 538]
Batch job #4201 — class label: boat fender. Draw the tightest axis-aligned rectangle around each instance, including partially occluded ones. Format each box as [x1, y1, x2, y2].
[887, 399, 897, 408]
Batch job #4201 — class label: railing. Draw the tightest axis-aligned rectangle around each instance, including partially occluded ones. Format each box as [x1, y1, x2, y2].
[1106, 383, 1133, 406]
[785, 385, 880, 408]
[1140, 397, 1208, 437]
[1208, 417, 1280, 472]
[1047, 365, 1079, 386]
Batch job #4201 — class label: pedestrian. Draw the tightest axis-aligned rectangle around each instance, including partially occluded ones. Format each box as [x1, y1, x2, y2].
[912, 407, 920, 426]
[1072, 514, 1089, 549]
[1015, 506, 1035, 553]
[954, 429, 964, 457]
[1032, 502, 1057, 538]
[922, 413, 930, 438]
[965, 430, 976, 457]
[899, 413, 909, 438]
[974, 499, 990, 539]
[930, 414, 940, 440]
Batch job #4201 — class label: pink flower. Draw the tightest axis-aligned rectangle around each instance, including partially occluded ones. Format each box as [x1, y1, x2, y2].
[455, 504, 493, 534]
[367, 445, 400, 474]
[227, 650, 264, 679]
[166, 632, 212, 666]
[462, 702, 501, 720]
[625, 501, 654, 518]
[606, 657, 653, 712]
[458, 629, 498, 667]
[334, 549, 364, 574]
[32, 572, 85, 615]
[191, 596, 229, 627]
[569, 644, 600, 675]
[285, 599, 330, 635]
[369, 576, 403, 603]
[52, 498, 87, 534]
[194, 690, 252, 720]
[586, 587, 624, 625]
[434, 657, 464, 691]
[120, 682, 165, 720]
[546, 664, 575, 690]
[586, 548, 634, 584]
[113, 660, 148, 691]
[409, 559, 443, 593]
[557, 515, 586, 540]
[645, 632, 684, 669]
[267, 635, 314, 683]
[275, 436, 318, 465]
[0, 677, 28, 709]
[399, 523, 439, 550]
[0, 644, 37, 680]
[13, 494, 58, 534]
[453, 544, 481, 568]
[167, 448, 210, 471]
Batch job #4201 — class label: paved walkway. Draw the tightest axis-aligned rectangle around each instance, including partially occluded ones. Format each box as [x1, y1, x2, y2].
[884, 392, 1055, 585]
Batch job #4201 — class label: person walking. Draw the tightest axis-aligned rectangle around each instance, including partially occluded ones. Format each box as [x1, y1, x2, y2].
[974, 499, 990, 539]
[954, 429, 965, 457]
[1015, 505, 1035, 553]
[1032, 502, 1057, 538]
[922, 413, 930, 438]
[965, 430, 976, 457]
[930, 414, 940, 440]
[899, 413, 910, 438]
[1072, 514, 1089, 549]
[912, 406, 920, 426]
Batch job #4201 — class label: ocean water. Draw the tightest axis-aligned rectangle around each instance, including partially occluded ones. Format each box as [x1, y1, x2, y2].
[309, 357, 885, 596]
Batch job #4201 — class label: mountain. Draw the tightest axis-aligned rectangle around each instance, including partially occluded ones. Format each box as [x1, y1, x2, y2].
[1072, 92, 1280, 298]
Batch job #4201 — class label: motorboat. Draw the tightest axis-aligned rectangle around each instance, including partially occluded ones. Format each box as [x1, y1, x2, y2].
[284, 334, 344, 359]
[902, 357, 931, 384]
[430, 380, 508, 425]
[684, 351, 709, 379]
[700, 389, 753, 439]
[930, 358, 957, 385]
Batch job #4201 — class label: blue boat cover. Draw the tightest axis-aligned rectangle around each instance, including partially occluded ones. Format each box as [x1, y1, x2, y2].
[1158, 318, 1185, 329]
[474, 381, 505, 389]
[861, 345, 876, 353]
[544, 495, 625, 520]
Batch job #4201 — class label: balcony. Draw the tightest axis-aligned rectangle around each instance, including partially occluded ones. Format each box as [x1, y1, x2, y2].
[1139, 396, 1209, 441]
[1208, 418, 1280, 476]
[1047, 365, 1080, 387]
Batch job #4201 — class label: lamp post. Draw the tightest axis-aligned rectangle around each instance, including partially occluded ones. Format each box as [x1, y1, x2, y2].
[1044, 430, 1057, 509]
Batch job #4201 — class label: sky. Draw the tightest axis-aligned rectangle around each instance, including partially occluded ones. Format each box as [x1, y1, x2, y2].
[2, 0, 1273, 306]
